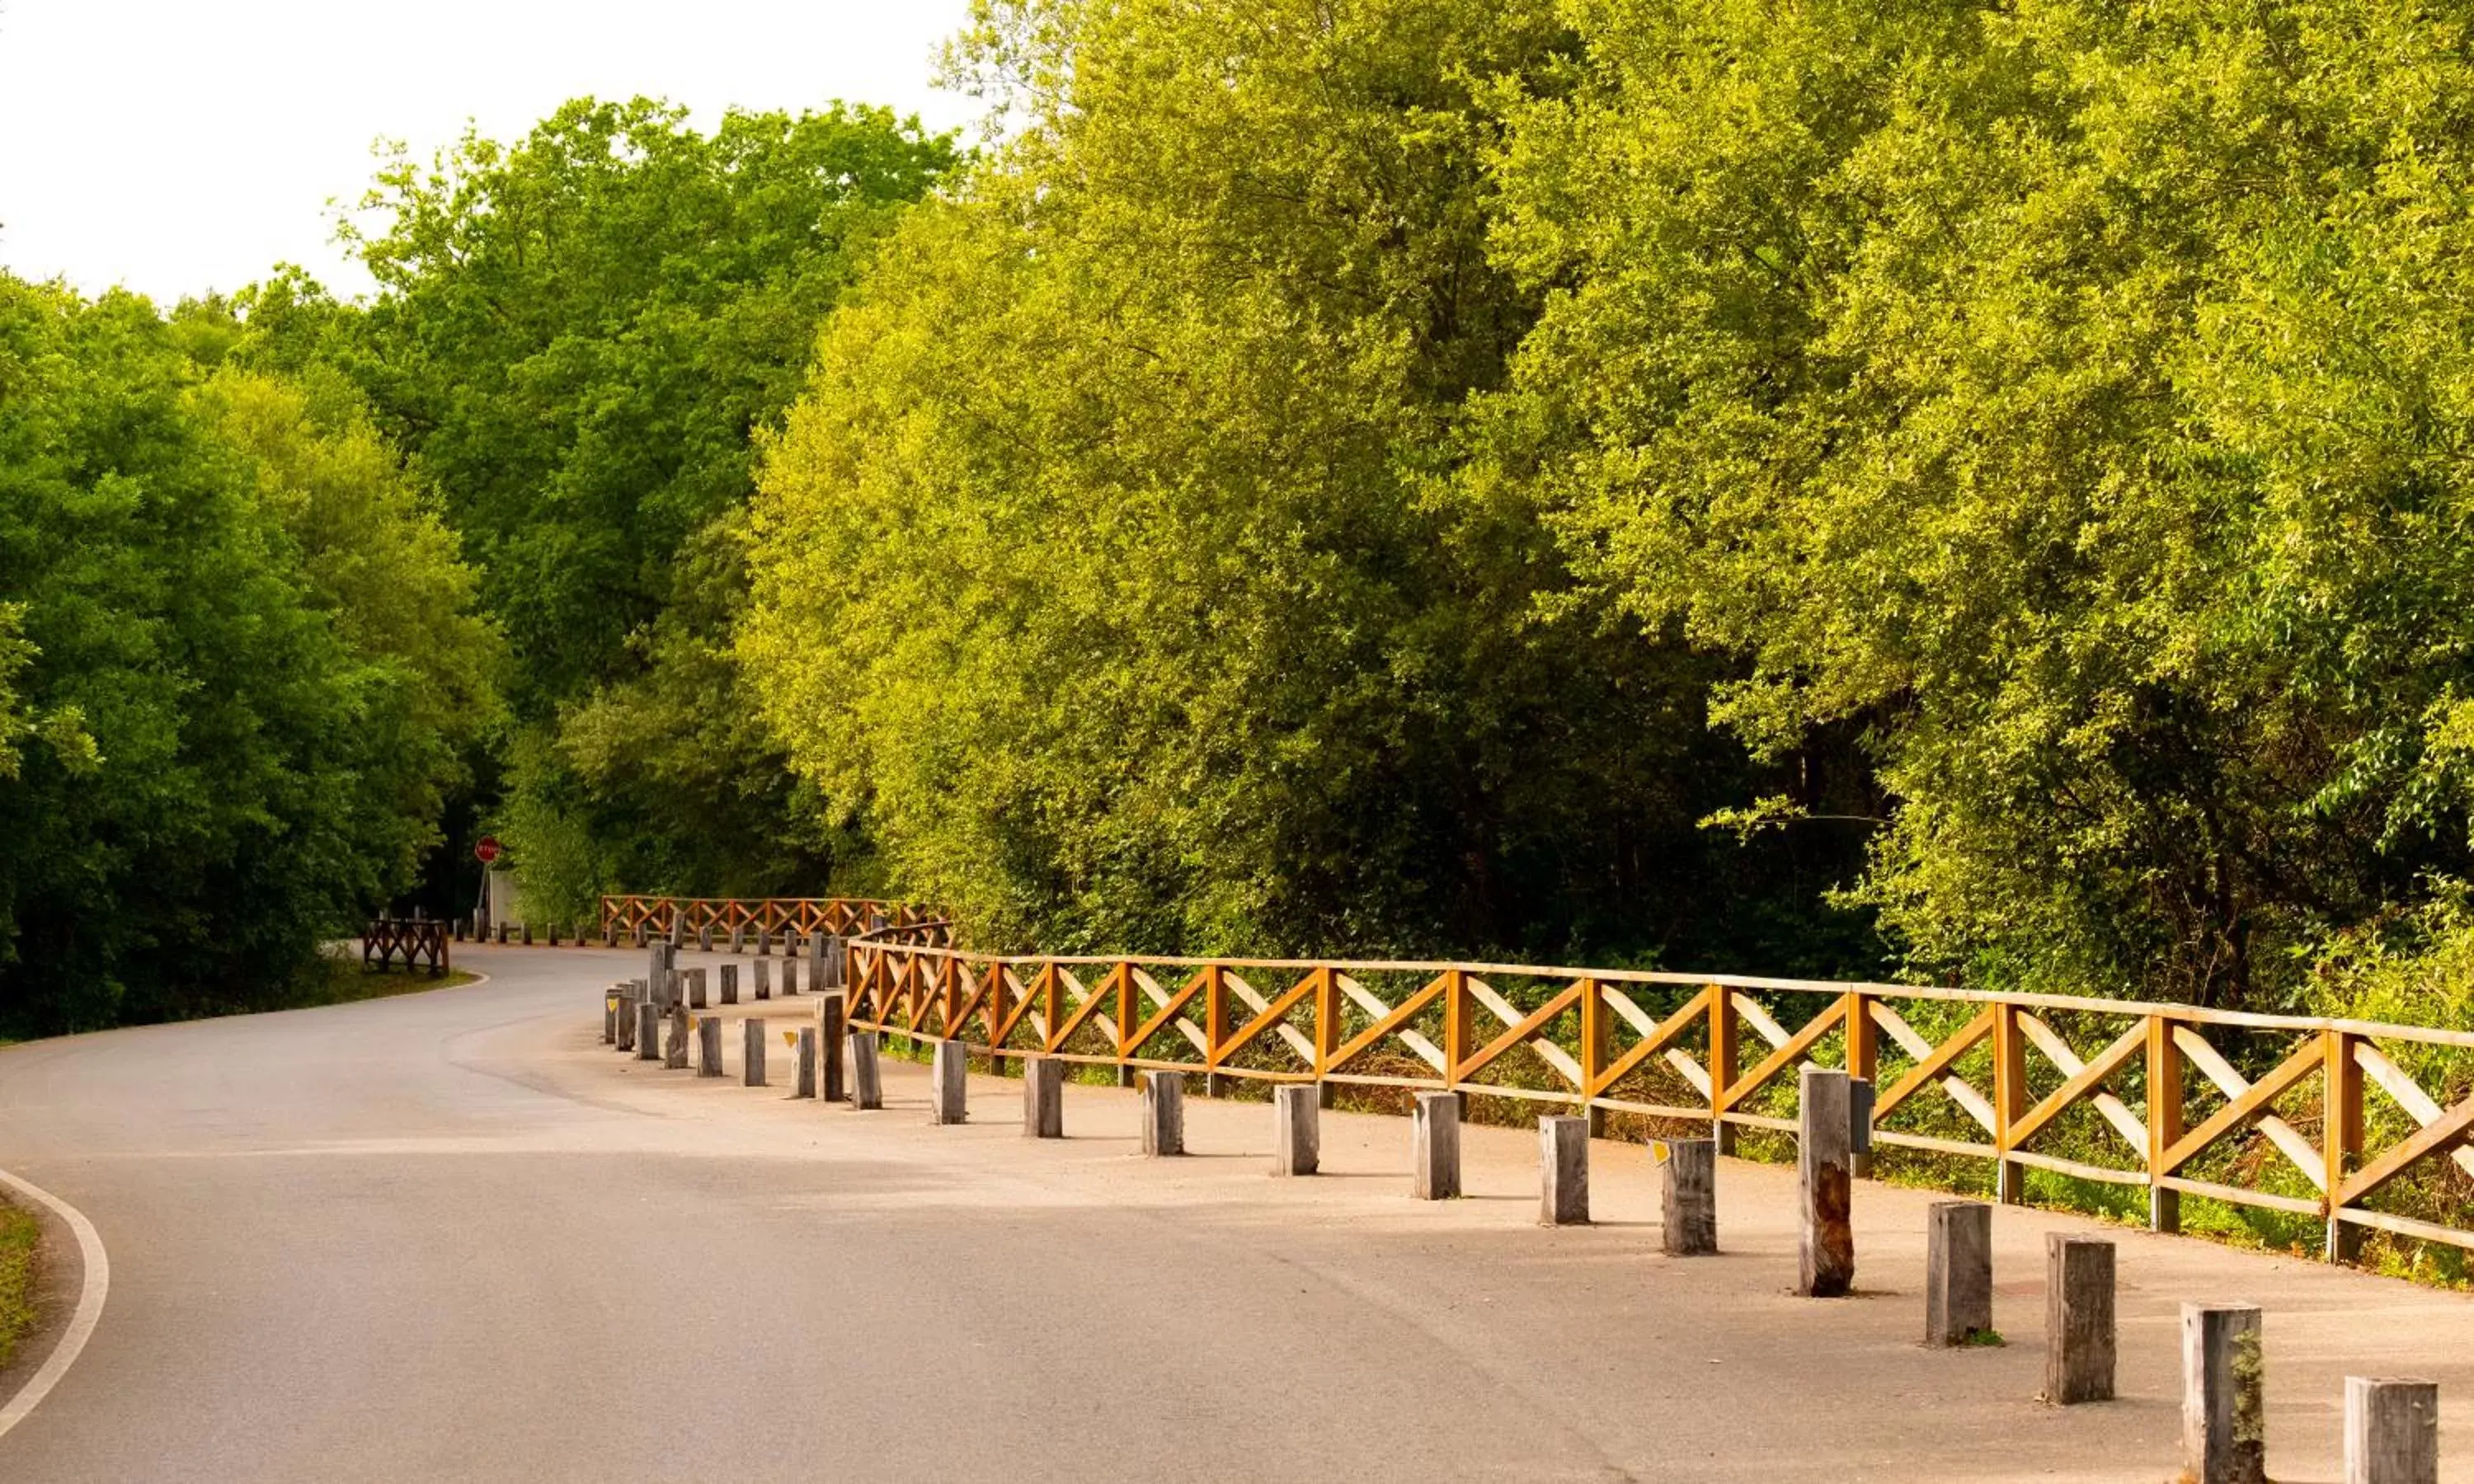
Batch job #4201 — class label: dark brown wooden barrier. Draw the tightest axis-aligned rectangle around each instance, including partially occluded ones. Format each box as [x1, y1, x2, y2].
[364, 918, 449, 977]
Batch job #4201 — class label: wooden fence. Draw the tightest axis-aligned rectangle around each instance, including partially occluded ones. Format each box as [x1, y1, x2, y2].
[363, 918, 450, 977]
[841, 936, 2474, 1263]
[597, 895, 935, 939]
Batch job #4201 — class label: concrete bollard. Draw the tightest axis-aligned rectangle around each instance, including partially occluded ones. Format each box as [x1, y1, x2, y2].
[744, 1018, 768, 1088]
[697, 1014, 724, 1078]
[1798, 1065, 1856, 1297]
[1926, 1200, 1994, 1345]
[720, 964, 739, 1006]
[2346, 1377, 2439, 1484]
[687, 967, 708, 1010]
[1142, 1072, 1186, 1156]
[1539, 1115, 1589, 1225]
[1024, 1055, 1065, 1139]
[2181, 1303, 2268, 1484]
[847, 1031, 883, 1110]
[2046, 1235, 2116, 1404]
[793, 1026, 817, 1098]
[663, 1007, 689, 1069]
[754, 960, 771, 1002]
[1656, 1137, 1719, 1255]
[929, 1038, 967, 1124]
[1272, 1084, 1320, 1176]
[817, 995, 846, 1103]
[1411, 1091, 1460, 1199]
[635, 1002, 661, 1061]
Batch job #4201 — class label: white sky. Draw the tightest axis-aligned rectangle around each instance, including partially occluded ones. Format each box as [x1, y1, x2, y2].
[0, 0, 981, 303]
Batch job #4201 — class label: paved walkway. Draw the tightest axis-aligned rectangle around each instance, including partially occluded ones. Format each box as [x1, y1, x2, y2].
[0, 944, 2467, 1481]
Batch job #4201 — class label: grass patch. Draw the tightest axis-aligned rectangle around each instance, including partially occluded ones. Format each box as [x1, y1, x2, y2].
[296, 951, 477, 1008]
[0, 1195, 38, 1369]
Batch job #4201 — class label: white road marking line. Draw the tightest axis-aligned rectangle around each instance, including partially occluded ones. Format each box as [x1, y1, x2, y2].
[0, 1167, 109, 1443]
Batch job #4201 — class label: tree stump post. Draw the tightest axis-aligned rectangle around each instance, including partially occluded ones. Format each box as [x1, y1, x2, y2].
[1272, 1083, 1319, 1176]
[1798, 1065, 1855, 1297]
[2045, 1235, 2115, 1404]
[1657, 1137, 1718, 1255]
[1539, 1115, 1589, 1225]
[929, 1037, 967, 1124]
[1411, 1091, 1460, 1200]
[1142, 1072, 1186, 1156]
[1025, 1055, 1065, 1139]
[2182, 1303, 2268, 1484]
[1926, 1200, 1994, 1345]
[2346, 1377, 2439, 1484]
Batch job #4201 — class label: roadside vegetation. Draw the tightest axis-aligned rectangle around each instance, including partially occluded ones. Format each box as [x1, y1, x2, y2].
[0, 1195, 37, 1369]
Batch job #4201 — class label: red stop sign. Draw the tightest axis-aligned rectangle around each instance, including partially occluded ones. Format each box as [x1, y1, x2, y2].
[473, 835, 501, 865]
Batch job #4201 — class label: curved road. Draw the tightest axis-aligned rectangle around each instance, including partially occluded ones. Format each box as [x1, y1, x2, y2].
[1, 945, 2471, 1481]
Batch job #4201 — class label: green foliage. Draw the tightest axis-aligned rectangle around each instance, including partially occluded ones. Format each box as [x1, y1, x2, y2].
[0, 276, 496, 1034]
[1481, 0, 2474, 1007]
[744, 0, 1879, 967]
[331, 97, 960, 911]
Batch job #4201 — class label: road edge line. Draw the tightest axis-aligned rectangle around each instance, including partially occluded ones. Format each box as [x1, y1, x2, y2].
[0, 1167, 108, 1442]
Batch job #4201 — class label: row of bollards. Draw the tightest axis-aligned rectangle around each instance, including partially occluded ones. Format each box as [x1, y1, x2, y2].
[598, 985, 2441, 1483]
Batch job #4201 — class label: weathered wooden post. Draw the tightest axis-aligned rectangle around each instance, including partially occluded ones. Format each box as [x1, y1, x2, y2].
[1799, 1064, 1856, 1297]
[1272, 1084, 1319, 1176]
[756, 927, 773, 957]
[1411, 1091, 1460, 1199]
[603, 922, 618, 948]
[2045, 1234, 2115, 1403]
[1142, 1072, 1186, 1156]
[1539, 1115, 1589, 1225]
[729, 924, 745, 955]
[811, 933, 835, 991]
[793, 1026, 817, 1098]
[929, 1037, 967, 1124]
[602, 988, 619, 1045]
[754, 960, 771, 1002]
[847, 1031, 883, 1110]
[687, 968, 708, 1011]
[615, 987, 638, 1051]
[720, 964, 739, 1006]
[697, 1014, 724, 1078]
[823, 936, 846, 990]
[817, 995, 846, 1103]
[663, 1006, 689, 1069]
[2346, 1377, 2439, 1484]
[1926, 1200, 1994, 1345]
[635, 1002, 661, 1061]
[2182, 1303, 2267, 1484]
[781, 956, 799, 997]
[1024, 1055, 1065, 1139]
[744, 1018, 769, 1088]
[698, 924, 713, 952]
[547, 923, 560, 947]
[1656, 1137, 1718, 1255]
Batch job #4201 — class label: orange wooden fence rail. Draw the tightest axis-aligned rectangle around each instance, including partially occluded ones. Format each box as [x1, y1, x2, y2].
[841, 935, 2474, 1264]
[597, 895, 940, 939]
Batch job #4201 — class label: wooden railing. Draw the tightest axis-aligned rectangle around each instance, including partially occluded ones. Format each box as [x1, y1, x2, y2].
[841, 940, 2474, 1263]
[598, 895, 937, 938]
[363, 918, 450, 977]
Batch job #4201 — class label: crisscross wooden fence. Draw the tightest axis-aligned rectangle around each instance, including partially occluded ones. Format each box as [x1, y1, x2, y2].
[841, 936, 2474, 1262]
[363, 918, 449, 976]
[598, 895, 934, 939]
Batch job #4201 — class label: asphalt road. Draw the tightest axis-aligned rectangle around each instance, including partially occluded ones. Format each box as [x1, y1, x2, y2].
[2, 944, 2472, 1482]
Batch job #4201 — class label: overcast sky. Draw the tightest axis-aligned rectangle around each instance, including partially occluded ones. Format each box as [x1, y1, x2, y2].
[0, 0, 980, 303]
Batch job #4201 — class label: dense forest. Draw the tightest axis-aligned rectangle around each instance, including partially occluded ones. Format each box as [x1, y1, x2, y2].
[7, 0, 2474, 1035]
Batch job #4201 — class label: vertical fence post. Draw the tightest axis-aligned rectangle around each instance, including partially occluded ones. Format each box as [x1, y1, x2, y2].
[1846, 992, 1879, 1179]
[1313, 969, 1342, 1110]
[1710, 988, 1738, 1156]
[929, 1038, 967, 1124]
[2150, 1015, 2184, 1234]
[1143, 1072, 1185, 1156]
[2181, 1303, 2267, 1484]
[1580, 979, 1607, 1138]
[2326, 1028, 2363, 1264]
[1203, 965, 1230, 1099]
[1799, 1065, 1855, 1297]
[1024, 1055, 1064, 1139]
[1657, 1137, 1718, 1255]
[1411, 1091, 1460, 1200]
[2345, 1377, 2439, 1484]
[1272, 1083, 1319, 1176]
[1992, 1003, 2027, 1205]
[2045, 1234, 2115, 1404]
[1925, 1200, 1993, 1345]
[1539, 1115, 1589, 1225]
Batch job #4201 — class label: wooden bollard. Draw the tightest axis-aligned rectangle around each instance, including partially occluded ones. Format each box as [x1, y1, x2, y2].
[635, 1002, 661, 1061]
[847, 1031, 882, 1110]
[1272, 1084, 1319, 1176]
[2181, 1303, 2267, 1484]
[729, 925, 745, 954]
[602, 989, 618, 1045]
[698, 925, 713, 952]
[2046, 1235, 2115, 1404]
[1798, 1064, 1855, 1297]
[1024, 1055, 1064, 1139]
[664, 1006, 689, 1069]
[822, 936, 845, 990]
[1656, 1137, 1718, 1255]
[817, 995, 846, 1103]
[743, 1018, 768, 1088]
[719, 964, 738, 1006]
[616, 987, 638, 1051]
[687, 968, 708, 1010]
[781, 956, 798, 996]
[603, 923, 617, 947]
[1540, 1115, 1589, 1225]
[1926, 1200, 1994, 1345]
[2347, 1377, 2439, 1484]
[496, 921, 510, 944]
[1411, 1091, 1460, 1199]
[929, 1038, 967, 1124]
[697, 1014, 724, 1077]
[520, 923, 533, 946]
[1142, 1072, 1185, 1155]
[793, 1026, 817, 1098]
[754, 960, 771, 1001]
[548, 923, 560, 947]
[755, 928, 772, 957]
